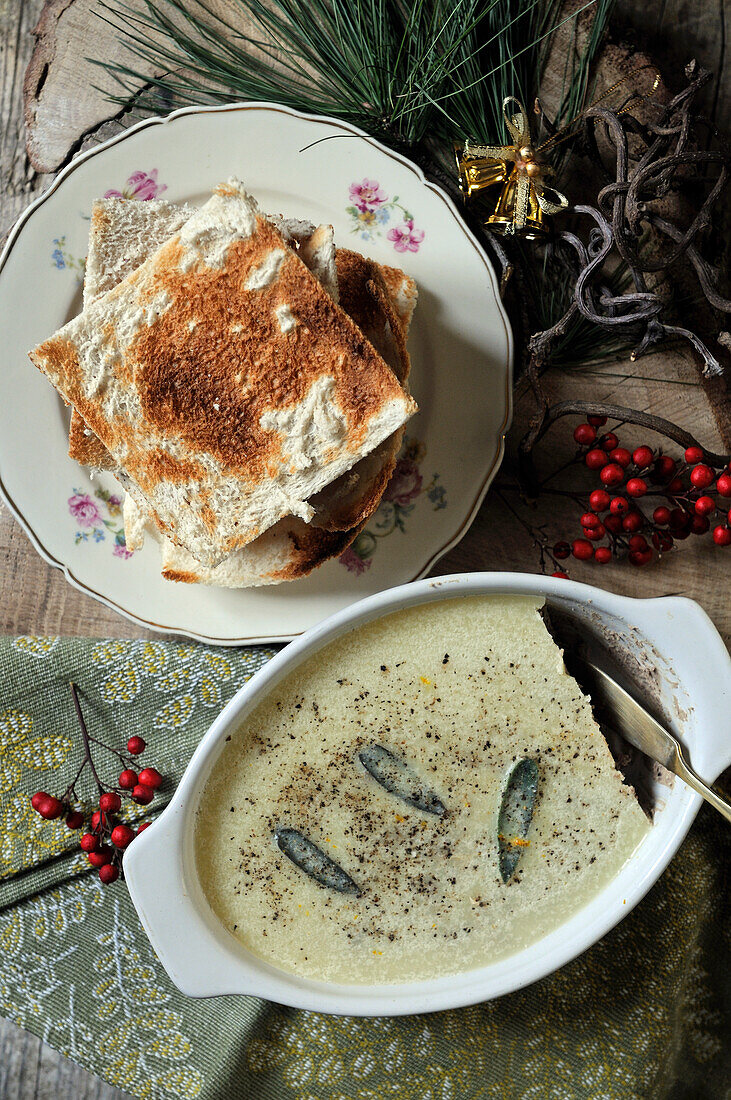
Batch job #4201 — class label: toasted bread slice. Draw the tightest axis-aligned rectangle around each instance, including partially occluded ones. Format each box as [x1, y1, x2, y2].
[70, 204, 418, 540]
[378, 262, 418, 335]
[159, 514, 362, 587]
[308, 249, 415, 532]
[120, 477, 364, 586]
[69, 199, 337, 470]
[74, 203, 417, 587]
[69, 199, 196, 471]
[32, 179, 416, 568]
[138, 254, 416, 582]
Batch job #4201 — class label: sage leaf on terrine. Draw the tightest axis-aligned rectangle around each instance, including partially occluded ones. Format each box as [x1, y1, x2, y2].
[358, 743, 447, 816]
[498, 758, 539, 883]
[275, 827, 362, 896]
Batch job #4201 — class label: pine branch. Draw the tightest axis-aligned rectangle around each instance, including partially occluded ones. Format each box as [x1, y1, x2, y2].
[94, 0, 607, 149]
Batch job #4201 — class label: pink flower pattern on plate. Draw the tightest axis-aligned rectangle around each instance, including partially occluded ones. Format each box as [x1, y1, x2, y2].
[339, 440, 445, 573]
[69, 487, 132, 558]
[104, 170, 167, 201]
[382, 458, 423, 505]
[387, 219, 425, 254]
[346, 179, 424, 250]
[68, 493, 102, 528]
[349, 179, 388, 211]
[339, 545, 371, 575]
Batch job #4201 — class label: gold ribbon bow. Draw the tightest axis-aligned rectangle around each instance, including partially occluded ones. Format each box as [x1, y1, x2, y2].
[456, 97, 569, 236]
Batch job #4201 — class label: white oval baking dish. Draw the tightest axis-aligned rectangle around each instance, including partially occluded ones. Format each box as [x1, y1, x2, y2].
[124, 572, 731, 1016]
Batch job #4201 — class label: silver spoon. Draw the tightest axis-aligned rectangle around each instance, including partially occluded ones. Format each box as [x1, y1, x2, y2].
[569, 654, 731, 824]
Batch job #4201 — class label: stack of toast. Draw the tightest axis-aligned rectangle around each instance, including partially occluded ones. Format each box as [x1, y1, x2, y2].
[30, 179, 418, 588]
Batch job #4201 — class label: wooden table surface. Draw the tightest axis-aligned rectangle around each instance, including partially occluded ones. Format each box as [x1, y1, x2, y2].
[1, 0, 728, 1096]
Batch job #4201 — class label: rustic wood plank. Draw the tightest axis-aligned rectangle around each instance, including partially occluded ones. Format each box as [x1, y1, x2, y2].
[613, 0, 730, 128]
[0, 1016, 131, 1099]
[23, 0, 165, 173]
[0, 499, 162, 638]
[23, 0, 275, 173]
[0, 0, 50, 241]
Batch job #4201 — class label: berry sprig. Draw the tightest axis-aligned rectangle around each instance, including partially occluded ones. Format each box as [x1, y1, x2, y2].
[549, 418, 731, 573]
[30, 683, 162, 885]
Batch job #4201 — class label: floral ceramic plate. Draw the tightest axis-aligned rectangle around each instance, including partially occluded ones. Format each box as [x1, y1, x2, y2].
[0, 103, 512, 644]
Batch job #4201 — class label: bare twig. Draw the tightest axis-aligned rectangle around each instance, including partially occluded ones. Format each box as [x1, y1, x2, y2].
[70, 682, 105, 797]
[519, 399, 730, 495]
[517, 63, 730, 378]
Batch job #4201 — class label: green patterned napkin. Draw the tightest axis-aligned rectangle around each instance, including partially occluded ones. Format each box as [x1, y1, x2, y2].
[1, 636, 728, 1100]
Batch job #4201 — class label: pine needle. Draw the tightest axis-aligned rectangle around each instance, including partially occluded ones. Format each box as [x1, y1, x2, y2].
[93, 0, 609, 149]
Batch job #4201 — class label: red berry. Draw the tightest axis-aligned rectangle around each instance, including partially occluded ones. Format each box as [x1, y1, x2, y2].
[585, 449, 608, 470]
[668, 477, 684, 494]
[80, 833, 99, 853]
[553, 541, 571, 560]
[694, 496, 715, 516]
[622, 512, 643, 533]
[728, 507, 731, 525]
[36, 795, 64, 820]
[652, 531, 674, 552]
[716, 473, 731, 497]
[136, 822, 152, 835]
[594, 547, 612, 564]
[581, 512, 600, 530]
[690, 515, 709, 535]
[589, 489, 611, 512]
[605, 515, 622, 534]
[652, 456, 676, 483]
[669, 507, 690, 530]
[91, 810, 107, 832]
[626, 478, 647, 498]
[88, 846, 113, 868]
[588, 415, 607, 427]
[600, 432, 619, 452]
[609, 448, 632, 469]
[653, 506, 671, 526]
[99, 864, 119, 885]
[574, 423, 597, 446]
[119, 769, 138, 790]
[713, 525, 731, 547]
[584, 524, 606, 541]
[99, 792, 122, 814]
[66, 811, 85, 830]
[628, 534, 648, 552]
[111, 824, 135, 849]
[632, 446, 654, 468]
[551, 570, 569, 579]
[690, 464, 714, 490]
[684, 446, 704, 464]
[572, 539, 594, 561]
[629, 548, 653, 567]
[138, 767, 162, 790]
[132, 784, 154, 805]
[127, 736, 146, 755]
[609, 496, 629, 515]
[600, 463, 625, 488]
[31, 791, 48, 811]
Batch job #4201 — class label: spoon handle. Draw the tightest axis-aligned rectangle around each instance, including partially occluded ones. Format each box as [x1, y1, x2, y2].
[674, 747, 731, 824]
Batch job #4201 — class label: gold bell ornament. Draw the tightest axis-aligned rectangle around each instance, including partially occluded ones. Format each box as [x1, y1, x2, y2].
[455, 97, 569, 237]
